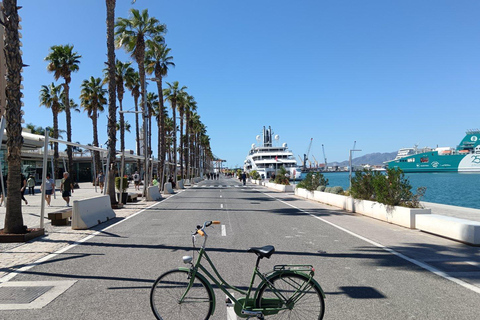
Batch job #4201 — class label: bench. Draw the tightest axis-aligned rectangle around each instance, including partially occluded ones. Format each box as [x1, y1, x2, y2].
[48, 209, 72, 226]
[127, 193, 139, 202]
[416, 214, 480, 245]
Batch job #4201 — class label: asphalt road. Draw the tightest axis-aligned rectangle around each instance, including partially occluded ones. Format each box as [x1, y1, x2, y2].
[2, 176, 480, 319]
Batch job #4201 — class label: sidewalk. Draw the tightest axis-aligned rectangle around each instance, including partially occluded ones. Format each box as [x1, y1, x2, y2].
[0, 182, 165, 281]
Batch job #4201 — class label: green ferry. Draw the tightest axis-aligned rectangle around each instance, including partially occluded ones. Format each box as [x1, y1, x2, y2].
[387, 130, 480, 172]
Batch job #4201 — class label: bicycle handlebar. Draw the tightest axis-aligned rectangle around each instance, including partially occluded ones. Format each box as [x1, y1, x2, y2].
[194, 221, 221, 237]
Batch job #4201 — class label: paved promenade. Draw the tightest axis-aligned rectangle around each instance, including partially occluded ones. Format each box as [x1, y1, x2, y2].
[0, 182, 160, 280]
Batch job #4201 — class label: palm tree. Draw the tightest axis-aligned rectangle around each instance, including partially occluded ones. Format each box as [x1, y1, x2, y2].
[25, 123, 45, 135]
[39, 83, 63, 178]
[124, 69, 141, 170]
[163, 81, 186, 182]
[105, 0, 118, 204]
[190, 114, 208, 177]
[115, 8, 166, 187]
[80, 77, 107, 176]
[164, 116, 175, 175]
[103, 60, 132, 158]
[2, 0, 25, 233]
[176, 90, 188, 180]
[146, 92, 159, 161]
[44, 44, 81, 176]
[116, 120, 131, 133]
[184, 95, 197, 179]
[145, 43, 174, 187]
[153, 101, 168, 184]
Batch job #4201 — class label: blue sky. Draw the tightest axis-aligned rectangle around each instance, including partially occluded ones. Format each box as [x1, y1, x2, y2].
[17, 0, 480, 168]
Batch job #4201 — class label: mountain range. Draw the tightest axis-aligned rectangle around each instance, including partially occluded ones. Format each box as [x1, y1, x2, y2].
[330, 152, 397, 167]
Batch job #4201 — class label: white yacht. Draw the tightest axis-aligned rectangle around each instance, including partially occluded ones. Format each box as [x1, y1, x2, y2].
[244, 126, 302, 180]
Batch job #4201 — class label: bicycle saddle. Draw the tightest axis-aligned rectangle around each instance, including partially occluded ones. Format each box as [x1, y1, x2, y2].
[247, 245, 275, 259]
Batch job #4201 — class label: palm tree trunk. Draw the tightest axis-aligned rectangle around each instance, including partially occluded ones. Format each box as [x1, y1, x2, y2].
[3, 0, 25, 233]
[137, 43, 147, 188]
[134, 95, 140, 171]
[106, 0, 117, 204]
[148, 112, 152, 159]
[53, 111, 59, 177]
[154, 72, 165, 188]
[92, 110, 102, 175]
[63, 82, 73, 175]
[179, 110, 184, 179]
[172, 101, 177, 182]
[185, 112, 190, 179]
[156, 114, 161, 183]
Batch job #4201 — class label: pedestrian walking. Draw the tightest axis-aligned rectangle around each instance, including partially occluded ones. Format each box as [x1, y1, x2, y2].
[41, 173, 55, 206]
[133, 171, 140, 191]
[27, 175, 35, 195]
[20, 173, 28, 205]
[241, 172, 247, 186]
[60, 172, 74, 207]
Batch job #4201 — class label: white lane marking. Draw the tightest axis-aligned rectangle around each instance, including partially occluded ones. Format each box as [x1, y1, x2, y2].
[221, 204, 224, 209]
[262, 191, 480, 295]
[226, 293, 236, 320]
[0, 191, 187, 284]
[222, 225, 227, 236]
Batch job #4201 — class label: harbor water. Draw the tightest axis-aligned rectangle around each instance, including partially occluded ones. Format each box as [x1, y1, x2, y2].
[297, 172, 480, 210]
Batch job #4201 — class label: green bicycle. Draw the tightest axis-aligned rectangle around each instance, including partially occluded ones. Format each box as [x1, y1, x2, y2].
[150, 221, 325, 319]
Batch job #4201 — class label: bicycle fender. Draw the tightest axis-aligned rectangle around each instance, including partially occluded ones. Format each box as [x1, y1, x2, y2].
[177, 267, 217, 315]
[254, 270, 326, 300]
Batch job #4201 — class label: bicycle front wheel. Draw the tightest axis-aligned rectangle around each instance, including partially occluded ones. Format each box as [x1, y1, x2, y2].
[256, 273, 325, 319]
[150, 269, 213, 320]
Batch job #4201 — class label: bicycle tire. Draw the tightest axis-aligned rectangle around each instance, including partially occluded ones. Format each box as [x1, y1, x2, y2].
[150, 269, 213, 320]
[256, 272, 325, 319]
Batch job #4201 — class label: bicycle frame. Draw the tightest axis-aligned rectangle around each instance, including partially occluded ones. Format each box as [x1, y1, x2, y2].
[180, 230, 318, 318]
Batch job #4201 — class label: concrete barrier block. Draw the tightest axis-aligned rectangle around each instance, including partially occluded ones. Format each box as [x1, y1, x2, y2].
[72, 195, 115, 230]
[184, 179, 191, 186]
[163, 182, 175, 194]
[147, 186, 163, 201]
[177, 180, 185, 189]
[416, 214, 480, 245]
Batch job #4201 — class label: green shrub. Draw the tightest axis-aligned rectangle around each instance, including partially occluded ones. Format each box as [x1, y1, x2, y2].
[296, 172, 328, 191]
[324, 187, 332, 193]
[250, 170, 260, 180]
[350, 168, 426, 208]
[350, 169, 381, 200]
[273, 166, 290, 185]
[330, 186, 344, 194]
[115, 177, 129, 191]
[316, 185, 326, 192]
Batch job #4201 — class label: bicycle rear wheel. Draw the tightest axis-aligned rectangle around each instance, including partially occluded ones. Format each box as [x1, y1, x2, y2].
[256, 273, 325, 319]
[150, 269, 213, 320]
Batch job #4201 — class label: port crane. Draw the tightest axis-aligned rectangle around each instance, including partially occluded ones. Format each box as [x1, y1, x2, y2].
[303, 138, 313, 171]
[322, 144, 327, 171]
[312, 155, 319, 168]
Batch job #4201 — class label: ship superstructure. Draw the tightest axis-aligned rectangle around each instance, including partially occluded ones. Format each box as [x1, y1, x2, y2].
[244, 126, 302, 179]
[387, 130, 480, 172]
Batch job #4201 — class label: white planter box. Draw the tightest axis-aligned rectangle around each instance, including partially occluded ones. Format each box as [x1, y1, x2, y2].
[416, 214, 480, 245]
[296, 188, 430, 229]
[265, 182, 293, 192]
